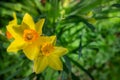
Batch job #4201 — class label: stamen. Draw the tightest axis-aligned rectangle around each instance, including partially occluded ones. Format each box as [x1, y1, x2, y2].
[41, 43, 54, 56]
[23, 29, 38, 42]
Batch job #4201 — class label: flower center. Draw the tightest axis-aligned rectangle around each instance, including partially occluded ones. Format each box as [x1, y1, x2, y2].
[41, 43, 54, 56]
[23, 29, 38, 42]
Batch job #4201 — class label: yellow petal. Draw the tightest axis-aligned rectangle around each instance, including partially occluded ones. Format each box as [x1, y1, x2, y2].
[53, 47, 68, 57]
[7, 25, 22, 39]
[7, 39, 25, 53]
[13, 12, 17, 24]
[6, 13, 21, 39]
[23, 42, 40, 60]
[9, 12, 17, 25]
[22, 13, 35, 30]
[11, 25, 25, 38]
[50, 35, 56, 45]
[48, 54, 63, 70]
[35, 19, 45, 34]
[34, 56, 48, 74]
[39, 36, 56, 45]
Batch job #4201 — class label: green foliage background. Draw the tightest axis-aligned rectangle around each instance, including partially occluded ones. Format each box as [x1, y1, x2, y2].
[0, 0, 120, 80]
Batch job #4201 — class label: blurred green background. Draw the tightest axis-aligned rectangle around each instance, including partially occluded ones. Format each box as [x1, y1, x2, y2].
[0, 0, 120, 80]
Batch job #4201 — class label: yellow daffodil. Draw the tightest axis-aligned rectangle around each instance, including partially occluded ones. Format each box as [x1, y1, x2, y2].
[7, 13, 45, 60]
[33, 36, 68, 74]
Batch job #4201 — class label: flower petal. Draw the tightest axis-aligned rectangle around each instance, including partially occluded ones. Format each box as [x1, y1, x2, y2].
[7, 25, 21, 39]
[48, 54, 63, 70]
[53, 47, 68, 57]
[50, 35, 56, 45]
[22, 13, 35, 30]
[6, 13, 21, 39]
[34, 56, 48, 74]
[7, 39, 25, 53]
[23, 41, 40, 60]
[39, 36, 56, 45]
[9, 12, 17, 25]
[35, 19, 45, 34]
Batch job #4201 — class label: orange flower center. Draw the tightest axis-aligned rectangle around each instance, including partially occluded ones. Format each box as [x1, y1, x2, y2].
[41, 43, 54, 56]
[6, 31, 13, 39]
[23, 29, 38, 42]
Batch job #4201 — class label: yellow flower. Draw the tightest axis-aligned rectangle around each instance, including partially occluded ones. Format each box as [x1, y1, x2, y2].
[33, 36, 68, 74]
[7, 13, 45, 60]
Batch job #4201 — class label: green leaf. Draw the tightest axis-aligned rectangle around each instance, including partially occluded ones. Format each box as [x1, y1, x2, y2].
[67, 56, 95, 80]
[0, 61, 23, 75]
[112, 4, 120, 8]
[0, 1, 22, 11]
[63, 56, 72, 72]
[78, 35, 82, 59]
[71, 72, 80, 80]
